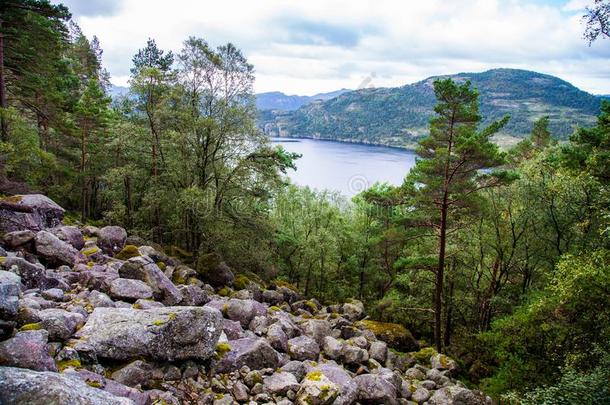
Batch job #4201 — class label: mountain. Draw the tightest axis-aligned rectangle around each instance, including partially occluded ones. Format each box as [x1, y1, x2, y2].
[256, 89, 350, 111]
[259, 69, 603, 148]
[108, 84, 130, 99]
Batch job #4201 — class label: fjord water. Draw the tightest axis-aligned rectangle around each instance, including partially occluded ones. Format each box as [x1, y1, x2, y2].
[270, 138, 417, 197]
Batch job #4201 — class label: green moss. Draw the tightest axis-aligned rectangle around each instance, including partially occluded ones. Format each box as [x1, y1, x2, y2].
[1, 195, 23, 203]
[269, 306, 281, 312]
[218, 287, 231, 297]
[168, 312, 176, 321]
[215, 342, 232, 359]
[57, 359, 82, 371]
[82, 247, 99, 256]
[274, 279, 298, 291]
[85, 379, 103, 388]
[153, 319, 165, 326]
[356, 319, 415, 350]
[234, 274, 251, 290]
[114, 245, 140, 260]
[305, 300, 318, 313]
[156, 261, 166, 271]
[413, 347, 437, 365]
[19, 322, 42, 331]
[305, 371, 323, 381]
[214, 393, 224, 400]
[187, 277, 199, 285]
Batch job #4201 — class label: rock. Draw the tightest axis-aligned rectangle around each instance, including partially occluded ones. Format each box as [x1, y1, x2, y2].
[427, 368, 451, 386]
[111, 360, 154, 388]
[354, 373, 399, 405]
[225, 298, 267, 328]
[88, 290, 116, 308]
[342, 344, 369, 365]
[369, 340, 388, 363]
[0, 194, 64, 233]
[222, 319, 246, 340]
[233, 381, 250, 402]
[119, 256, 182, 305]
[267, 322, 289, 352]
[262, 289, 283, 305]
[51, 225, 85, 250]
[177, 284, 209, 306]
[301, 319, 332, 344]
[213, 337, 282, 373]
[356, 320, 419, 352]
[97, 225, 127, 254]
[76, 306, 222, 361]
[0, 271, 20, 318]
[322, 336, 344, 360]
[38, 308, 85, 341]
[2, 230, 36, 249]
[0, 330, 56, 371]
[196, 252, 234, 287]
[412, 386, 431, 403]
[109, 278, 154, 302]
[72, 270, 118, 292]
[342, 300, 365, 321]
[34, 231, 81, 266]
[313, 362, 359, 405]
[386, 350, 414, 372]
[296, 371, 339, 405]
[428, 386, 490, 405]
[281, 360, 307, 381]
[41, 288, 64, 301]
[404, 367, 426, 380]
[431, 353, 458, 373]
[0, 366, 132, 404]
[288, 335, 320, 361]
[2, 257, 44, 290]
[263, 371, 300, 395]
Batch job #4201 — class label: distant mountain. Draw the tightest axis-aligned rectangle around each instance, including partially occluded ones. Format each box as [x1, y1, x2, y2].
[259, 69, 602, 148]
[108, 84, 130, 99]
[256, 89, 350, 111]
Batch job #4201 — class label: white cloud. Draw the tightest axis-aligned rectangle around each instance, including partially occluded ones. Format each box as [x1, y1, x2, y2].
[58, 0, 610, 95]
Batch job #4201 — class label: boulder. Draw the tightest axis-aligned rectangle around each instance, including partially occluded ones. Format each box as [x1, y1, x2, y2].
[322, 336, 344, 360]
[287, 335, 320, 361]
[35, 231, 81, 266]
[2, 257, 44, 290]
[0, 194, 64, 233]
[38, 308, 85, 341]
[342, 300, 365, 321]
[356, 320, 419, 352]
[177, 284, 209, 306]
[0, 270, 20, 318]
[369, 340, 388, 363]
[222, 319, 246, 340]
[0, 366, 132, 405]
[212, 337, 283, 373]
[263, 371, 300, 395]
[428, 386, 490, 405]
[119, 256, 182, 305]
[296, 371, 339, 405]
[196, 252, 234, 287]
[280, 360, 307, 381]
[111, 360, 154, 388]
[109, 278, 153, 302]
[51, 225, 85, 250]
[87, 290, 116, 308]
[301, 319, 332, 344]
[2, 230, 36, 249]
[412, 386, 431, 403]
[341, 344, 369, 365]
[354, 373, 399, 405]
[312, 362, 359, 405]
[75, 306, 222, 361]
[431, 353, 458, 373]
[225, 298, 267, 328]
[97, 226, 127, 254]
[0, 330, 56, 371]
[267, 322, 288, 352]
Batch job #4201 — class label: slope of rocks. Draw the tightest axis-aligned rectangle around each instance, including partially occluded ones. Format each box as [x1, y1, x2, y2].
[0, 194, 491, 405]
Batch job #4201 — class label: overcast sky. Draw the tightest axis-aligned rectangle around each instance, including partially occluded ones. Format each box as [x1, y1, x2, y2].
[56, 0, 610, 95]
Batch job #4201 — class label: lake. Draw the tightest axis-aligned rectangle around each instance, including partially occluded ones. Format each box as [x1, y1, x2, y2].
[269, 137, 418, 197]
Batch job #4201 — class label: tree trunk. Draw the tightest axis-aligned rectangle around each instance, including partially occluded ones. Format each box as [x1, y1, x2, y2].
[80, 127, 87, 222]
[444, 278, 454, 348]
[0, 19, 8, 141]
[435, 201, 448, 352]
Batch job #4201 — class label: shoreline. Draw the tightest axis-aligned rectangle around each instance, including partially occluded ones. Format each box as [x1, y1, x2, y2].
[267, 135, 418, 152]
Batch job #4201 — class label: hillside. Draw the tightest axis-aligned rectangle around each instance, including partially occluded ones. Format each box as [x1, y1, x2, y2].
[259, 69, 603, 148]
[256, 89, 351, 111]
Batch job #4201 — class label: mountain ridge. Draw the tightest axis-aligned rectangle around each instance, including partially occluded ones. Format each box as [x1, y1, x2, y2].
[258, 68, 603, 148]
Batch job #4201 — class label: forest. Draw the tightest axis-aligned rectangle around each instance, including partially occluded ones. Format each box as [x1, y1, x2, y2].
[1, 0, 610, 403]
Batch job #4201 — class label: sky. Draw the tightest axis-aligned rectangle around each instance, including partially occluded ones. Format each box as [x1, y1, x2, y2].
[55, 0, 610, 95]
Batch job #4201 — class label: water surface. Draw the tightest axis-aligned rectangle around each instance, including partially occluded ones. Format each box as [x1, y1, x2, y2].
[270, 138, 417, 197]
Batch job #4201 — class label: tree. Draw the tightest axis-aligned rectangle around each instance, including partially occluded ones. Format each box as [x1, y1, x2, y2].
[407, 78, 511, 352]
[583, 0, 610, 44]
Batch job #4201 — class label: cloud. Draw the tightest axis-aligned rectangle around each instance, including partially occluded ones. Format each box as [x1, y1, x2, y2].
[57, 0, 610, 95]
[58, 0, 122, 17]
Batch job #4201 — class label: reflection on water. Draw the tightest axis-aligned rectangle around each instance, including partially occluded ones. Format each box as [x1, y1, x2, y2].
[270, 137, 417, 197]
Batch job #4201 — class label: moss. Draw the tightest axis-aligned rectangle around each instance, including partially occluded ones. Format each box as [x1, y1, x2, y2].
[274, 279, 298, 291]
[305, 300, 318, 313]
[1, 195, 23, 203]
[19, 322, 42, 331]
[156, 261, 166, 271]
[170, 245, 193, 259]
[82, 247, 99, 256]
[114, 245, 140, 260]
[196, 252, 221, 275]
[85, 379, 103, 388]
[233, 274, 251, 290]
[187, 277, 199, 285]
[269, 306, 281, 312]
[413, 347, 437, 365]
[153, 319, 166, 326]
[57, 359, 82, 371]
[86, 261, 94, 268]
[214, 393, 224, 400]
[132, 302, 143, 309]
[0, 256, 6, 265]
[84, 303, 94, 313]
[218, 287, 231, 297]
[168, 312, 176, 321]
[215, 342, 232, 359]
[355, 319, 415, 351]
[305, 370, 323, 381]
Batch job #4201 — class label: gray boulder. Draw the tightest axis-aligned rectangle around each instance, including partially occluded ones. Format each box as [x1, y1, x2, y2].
[2, 230, 36, 249]
[0, 366, 132, 405]
[341, 344, 369, 365]
[35, 231, 81, 266]
[0, 194, 64, 233]
[177, 284, 209, 306]
[296, 371, 339, 405]
[301, 319, 331, 344]
[287, 335, 320, 361]
[212, 337, 282, 373]
[0, 330, 56, 371]
[196, 252, 234, 287]
[3, 257, 45, 289]
[263, 371, 300, 395]
[428, 386, 490, 405]
[97, 226, 127, 254]
[225, 298, 267, 328]
[267, 322, 289, 352]
[354, 373, 399, 405]
[369, 340, 388, 363]
[119, 256, 182, 305]
[431, 353, 458, 373]
[312, 362, 359, 405]
[111, 360, 154, 388]
[109, 278, 153, 302]
[38, 308, 85, 341]
[342, 300, 365, 321]
[75, 306, 222, 361]
[0, 270, 20, 318]
[321, 336, 344, 360]
[51, 226, 85, 250]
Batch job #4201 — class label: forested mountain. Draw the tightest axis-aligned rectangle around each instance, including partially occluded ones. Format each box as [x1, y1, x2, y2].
[256, 89, 350, 111]
[259, 69, 603, 147]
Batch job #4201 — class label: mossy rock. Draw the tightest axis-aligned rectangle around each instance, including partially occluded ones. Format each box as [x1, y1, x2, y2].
[273, 279, 298, 291]
[114, 245, 140, 260]
[218, 287, 231, 297]
[57, 359, 82, 371]
[233, 274, 251, 290]
[196, 252, 222, 276]
[356, 320, 419, 352]
[19, 322, 42, 331]
[413, 347, 437, 365]
[305, 370, 323, 381]
[81, 247, 100, 256]
[215, 342, 232, 359]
